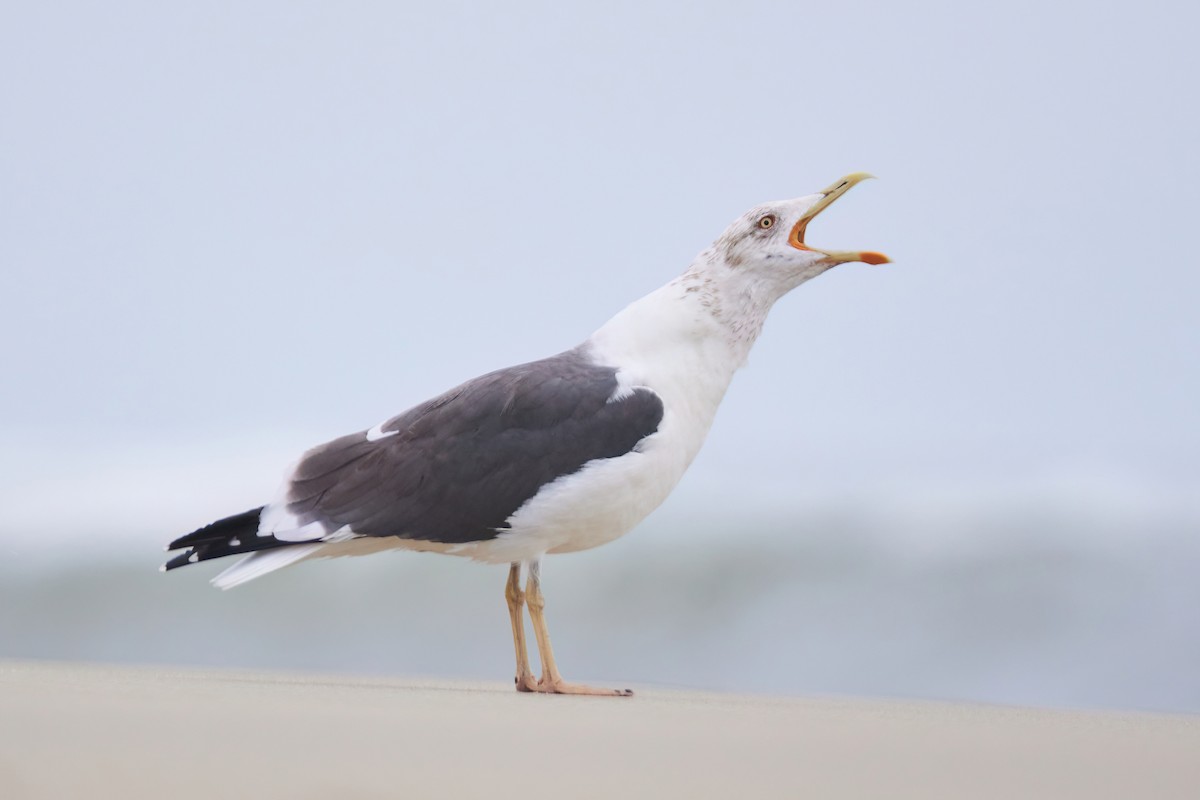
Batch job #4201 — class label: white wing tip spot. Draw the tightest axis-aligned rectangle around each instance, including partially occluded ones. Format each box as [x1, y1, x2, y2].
[229, 537, 241, 547]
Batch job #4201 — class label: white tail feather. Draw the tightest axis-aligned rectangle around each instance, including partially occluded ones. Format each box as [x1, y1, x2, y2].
[211, 543, 325, 590]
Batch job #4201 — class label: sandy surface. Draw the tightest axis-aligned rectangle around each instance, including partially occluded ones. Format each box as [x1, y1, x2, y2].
[1, 660, 1197, 799]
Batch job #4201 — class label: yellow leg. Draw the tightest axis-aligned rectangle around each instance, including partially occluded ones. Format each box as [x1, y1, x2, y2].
[505, 562, 538, 692]
[524, 559, 633, 697]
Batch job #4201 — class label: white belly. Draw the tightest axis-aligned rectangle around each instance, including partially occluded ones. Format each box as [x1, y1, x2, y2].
[451, 400, 711, 564]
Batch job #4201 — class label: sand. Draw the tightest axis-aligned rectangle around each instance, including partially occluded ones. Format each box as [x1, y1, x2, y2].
[1, 659, 1197, 799]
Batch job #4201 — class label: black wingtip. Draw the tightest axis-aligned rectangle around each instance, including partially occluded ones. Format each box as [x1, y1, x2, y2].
[162, 549, 198, 571]
[163, 506, 302, 572]
[167, 507, 265, 551]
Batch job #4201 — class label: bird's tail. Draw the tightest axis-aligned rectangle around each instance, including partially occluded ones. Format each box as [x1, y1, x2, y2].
[162, 507, 322, 590]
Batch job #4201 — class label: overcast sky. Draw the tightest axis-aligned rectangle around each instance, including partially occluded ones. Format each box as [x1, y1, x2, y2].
[2, 1, 1197, 553]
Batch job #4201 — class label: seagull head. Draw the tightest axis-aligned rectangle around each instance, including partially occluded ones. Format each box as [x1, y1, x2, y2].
[708, 172, 890, 297]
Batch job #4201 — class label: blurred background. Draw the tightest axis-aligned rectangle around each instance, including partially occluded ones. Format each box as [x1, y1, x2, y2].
[1, 1, 1197, 713]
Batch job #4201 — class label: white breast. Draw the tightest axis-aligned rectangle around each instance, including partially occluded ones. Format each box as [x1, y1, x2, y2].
[457, 280, 742, 564]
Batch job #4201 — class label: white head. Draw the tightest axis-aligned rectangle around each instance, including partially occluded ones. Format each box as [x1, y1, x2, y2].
[595, 173, 889, 368]
[694, 172, 889, 304]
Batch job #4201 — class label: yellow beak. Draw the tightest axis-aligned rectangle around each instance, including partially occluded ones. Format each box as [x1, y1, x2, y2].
[788, 172, 890, 265]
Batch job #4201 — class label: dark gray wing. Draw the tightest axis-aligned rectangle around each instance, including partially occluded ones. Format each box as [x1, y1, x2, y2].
[280, 347, 663, 544]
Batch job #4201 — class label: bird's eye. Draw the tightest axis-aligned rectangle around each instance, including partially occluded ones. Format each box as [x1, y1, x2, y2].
[758, 215, 776, 230]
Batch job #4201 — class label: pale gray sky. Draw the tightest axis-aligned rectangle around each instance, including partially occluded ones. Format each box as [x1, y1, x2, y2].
[2, 1, 1197, 553]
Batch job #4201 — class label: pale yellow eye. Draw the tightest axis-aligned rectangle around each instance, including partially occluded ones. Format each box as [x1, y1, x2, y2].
[758, 215, 776, 230]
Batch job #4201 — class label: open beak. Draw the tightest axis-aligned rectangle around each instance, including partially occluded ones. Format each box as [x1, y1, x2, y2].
[788, 172, 890, 265]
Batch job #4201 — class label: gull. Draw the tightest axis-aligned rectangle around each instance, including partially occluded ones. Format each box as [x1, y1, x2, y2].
[164, 173, 889, 696]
